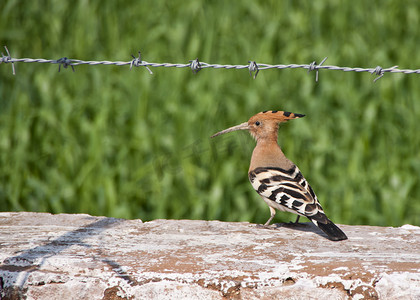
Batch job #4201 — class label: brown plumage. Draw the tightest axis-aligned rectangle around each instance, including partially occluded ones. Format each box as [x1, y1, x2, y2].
[211, 110, 347, 241]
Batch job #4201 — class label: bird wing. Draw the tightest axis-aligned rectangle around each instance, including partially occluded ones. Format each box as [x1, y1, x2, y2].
[248, 166, 326, 219]
[249, 166, 348, 241]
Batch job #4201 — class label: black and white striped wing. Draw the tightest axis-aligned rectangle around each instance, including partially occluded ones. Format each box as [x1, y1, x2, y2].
[248, 166, 326, 220]
[249, 166, 348, 241]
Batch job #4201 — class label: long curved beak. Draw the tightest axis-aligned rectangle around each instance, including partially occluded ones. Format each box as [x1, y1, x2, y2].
[211, 122, 249, 138]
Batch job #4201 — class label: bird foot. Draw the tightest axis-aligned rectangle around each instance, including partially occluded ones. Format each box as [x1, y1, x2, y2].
[281, 222, 308, 228]
[255, 224, 277, 230]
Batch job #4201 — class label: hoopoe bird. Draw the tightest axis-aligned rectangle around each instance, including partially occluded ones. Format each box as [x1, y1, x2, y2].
[211, 110, 348, 241]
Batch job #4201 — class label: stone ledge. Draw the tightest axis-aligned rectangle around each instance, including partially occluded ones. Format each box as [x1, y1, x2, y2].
[0, 212, 419, 299]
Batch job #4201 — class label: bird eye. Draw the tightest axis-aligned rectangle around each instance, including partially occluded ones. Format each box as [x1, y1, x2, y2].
[255, 121, 261, 126]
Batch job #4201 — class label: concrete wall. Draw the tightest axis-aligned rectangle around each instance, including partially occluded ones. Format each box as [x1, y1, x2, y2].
[0, 212, 419, 299]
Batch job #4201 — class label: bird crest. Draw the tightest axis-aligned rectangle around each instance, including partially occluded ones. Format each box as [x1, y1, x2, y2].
[252, 110, 305, 122]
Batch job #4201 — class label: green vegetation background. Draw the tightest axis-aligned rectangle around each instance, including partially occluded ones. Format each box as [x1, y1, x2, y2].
[1, 1, 419, 226]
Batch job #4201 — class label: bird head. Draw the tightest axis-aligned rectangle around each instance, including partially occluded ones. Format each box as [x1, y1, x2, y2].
[211, 110, 305, 141]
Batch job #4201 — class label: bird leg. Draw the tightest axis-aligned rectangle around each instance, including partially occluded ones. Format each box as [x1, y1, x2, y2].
[264, 207, 276, 226]
[256, 207, 276, 229]
[283, 215, 307, 228]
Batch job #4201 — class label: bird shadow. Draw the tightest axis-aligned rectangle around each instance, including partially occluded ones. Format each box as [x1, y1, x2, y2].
[259, 222, 331, 240]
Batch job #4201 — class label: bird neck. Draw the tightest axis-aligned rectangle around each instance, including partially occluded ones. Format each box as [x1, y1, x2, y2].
[249, 137, 293, 172]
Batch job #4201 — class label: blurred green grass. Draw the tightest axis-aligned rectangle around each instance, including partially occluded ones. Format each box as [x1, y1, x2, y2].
[1, 0, 419, 226]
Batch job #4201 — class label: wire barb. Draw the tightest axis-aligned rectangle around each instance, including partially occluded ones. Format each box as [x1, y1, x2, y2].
[130, 51, 153, 74]
[56, 57, 75, 72]
[248, 61, 259, 79]
[189, 58, 202, 74]
[308, 57, 327, 82]
[1, 46, 16, 75]
[371, 65, 399, 82]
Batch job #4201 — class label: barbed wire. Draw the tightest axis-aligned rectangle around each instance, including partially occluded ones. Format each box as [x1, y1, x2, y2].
[1, 46, 419, 82]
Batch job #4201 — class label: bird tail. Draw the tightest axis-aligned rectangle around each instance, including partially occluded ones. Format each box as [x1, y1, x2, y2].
[310, 217, 348, 241]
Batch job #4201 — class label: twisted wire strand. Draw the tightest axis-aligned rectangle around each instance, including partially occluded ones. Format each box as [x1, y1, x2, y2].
[2, 47, 420, 81]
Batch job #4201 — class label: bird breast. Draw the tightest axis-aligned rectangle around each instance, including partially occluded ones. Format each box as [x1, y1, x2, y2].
[249, 142, 294, 172]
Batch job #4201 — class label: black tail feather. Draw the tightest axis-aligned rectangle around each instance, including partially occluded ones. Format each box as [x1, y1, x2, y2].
[312, 218, 348, 241]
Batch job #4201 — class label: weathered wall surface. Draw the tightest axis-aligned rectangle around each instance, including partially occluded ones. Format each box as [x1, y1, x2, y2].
[0, 212, 419, 299]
